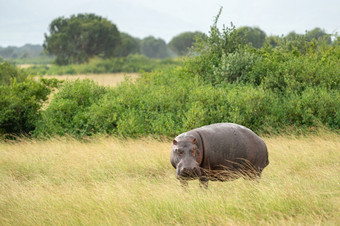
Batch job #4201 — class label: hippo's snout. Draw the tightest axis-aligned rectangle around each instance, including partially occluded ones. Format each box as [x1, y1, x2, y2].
[176, 161, 201, 179]
[179, 167, 201, 177]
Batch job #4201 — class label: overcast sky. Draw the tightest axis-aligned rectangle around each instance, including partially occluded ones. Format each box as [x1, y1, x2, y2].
[1, 0, 339, 47]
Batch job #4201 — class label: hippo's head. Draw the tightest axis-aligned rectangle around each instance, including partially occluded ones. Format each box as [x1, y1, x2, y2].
[170, 135, 203, 180]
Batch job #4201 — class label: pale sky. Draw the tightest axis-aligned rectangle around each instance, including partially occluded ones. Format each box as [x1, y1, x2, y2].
[0, 0, 339, 47]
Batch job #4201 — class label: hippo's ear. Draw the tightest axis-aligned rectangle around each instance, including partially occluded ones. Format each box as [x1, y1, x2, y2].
[192, 138, 197, 145]
[172, 139, 177, 145]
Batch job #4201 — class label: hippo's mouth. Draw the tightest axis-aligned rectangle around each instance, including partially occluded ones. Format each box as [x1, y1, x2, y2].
[176, 168, 202, 180]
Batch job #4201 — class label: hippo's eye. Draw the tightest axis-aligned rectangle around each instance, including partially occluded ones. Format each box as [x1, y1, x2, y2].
[177, 149, 184, 156]
[191, 149, 196, 156]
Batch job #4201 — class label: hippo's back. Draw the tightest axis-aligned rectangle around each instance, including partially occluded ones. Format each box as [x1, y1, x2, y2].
[189, 123, 268, 171]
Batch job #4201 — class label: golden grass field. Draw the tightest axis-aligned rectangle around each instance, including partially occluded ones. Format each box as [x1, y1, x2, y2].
[0, 132, 339, 225]
[17, 64, 37, 69]
[36, 73, 139, 87]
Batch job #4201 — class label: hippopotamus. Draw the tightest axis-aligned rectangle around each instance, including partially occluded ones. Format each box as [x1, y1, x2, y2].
[170, 123, 269, 188]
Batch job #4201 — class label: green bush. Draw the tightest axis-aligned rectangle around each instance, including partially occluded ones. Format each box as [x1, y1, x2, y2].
[32, 17, 340, 138]
[249, 44, 340, 93]
[0, 79, 51, 137]
[33, 69, 277, 138]
[184, 8, 243, 85]
[212, 49, 261, 84]
[34, 79, 107, 137]
[283, 88, 340, 129]
[0, 62, 27, 85]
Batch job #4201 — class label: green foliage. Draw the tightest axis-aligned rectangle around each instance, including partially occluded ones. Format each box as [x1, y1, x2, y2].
[30, 71, 272, 137]
[185, 8, 243, 85]
[34, 79, 107, 137]
[211, 48, 261, 84]
[286, 31, 301, 41]
[114, 33, 141, 57]
[0, 62, 27, 85]
[305, 27, 331, 43]
[282, 88, 340, 129]
[0, 63, 52, 137]
[44, 13, 120, 65]
[0, 79, 51, 137]
[250, 42, 340, 93]
[33, 69, 337, 138]
[140, 36, 169, 59]
[236, 26, 267, 48]
[168, 31, 204, 56]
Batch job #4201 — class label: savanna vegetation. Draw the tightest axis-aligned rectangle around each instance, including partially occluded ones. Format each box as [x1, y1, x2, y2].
[1, 8, 340, 225]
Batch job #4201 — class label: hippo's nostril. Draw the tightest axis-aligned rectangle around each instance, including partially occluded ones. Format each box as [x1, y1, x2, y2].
[193, 167, 202, 176]
[181, 168, 189, 174]
[179, 166, 201, 178]
[179, 168, 189, 176]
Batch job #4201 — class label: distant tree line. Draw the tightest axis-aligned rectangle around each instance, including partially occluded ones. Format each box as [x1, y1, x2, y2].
[0, 13, 336, 65]
[41, 13, 206, 65]
[0, 44, 49, 59]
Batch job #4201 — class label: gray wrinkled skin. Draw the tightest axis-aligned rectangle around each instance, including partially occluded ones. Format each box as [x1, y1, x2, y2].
[170, 123, 269, 188]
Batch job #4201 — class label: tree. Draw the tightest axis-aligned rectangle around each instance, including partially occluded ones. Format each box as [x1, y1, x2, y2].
[168, 31, 204, 56]
[236, 26, 266, 48]
[43, 13, 120, 65]
[286, 31, 301, 41]
[114, 33, 140, 57]
[265, 35, 280, 48]
[140, 36, 169, 59]
[305, 27, 331, 43]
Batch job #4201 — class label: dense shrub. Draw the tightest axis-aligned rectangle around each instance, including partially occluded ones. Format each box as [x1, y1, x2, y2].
[0, 63, 57, 138]
[34, 79, 107, 137]
[32, 12, 340, 138]
[212, 49, 261, 84]
[249, 44, 340, 93]
[0, 79, 51, 137]
[184, 9, 243, 85]
[29, 69, 290, 137]
[282, 88, 340, 129]
[0, 62, 27, 85]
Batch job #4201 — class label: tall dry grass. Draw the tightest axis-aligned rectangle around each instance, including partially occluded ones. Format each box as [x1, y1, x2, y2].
[0, 133, 339, 225]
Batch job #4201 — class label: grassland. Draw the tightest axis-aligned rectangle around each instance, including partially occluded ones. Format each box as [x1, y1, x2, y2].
[0, 132, 339, 225]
